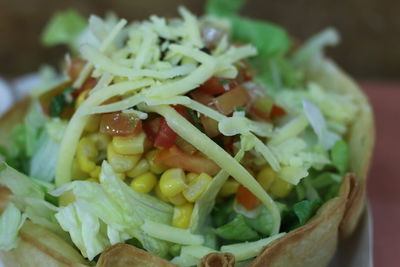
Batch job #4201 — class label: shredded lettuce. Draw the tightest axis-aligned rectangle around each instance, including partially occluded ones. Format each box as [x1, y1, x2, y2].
[0, 203, 26, 251]
[52, 161, 173, 260]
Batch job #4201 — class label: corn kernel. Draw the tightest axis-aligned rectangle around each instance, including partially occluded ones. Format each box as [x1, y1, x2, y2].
[172, 203, 194, 229]
[126, 158, 150, 178]
[168, 193, 187, 206]
[72, 159, 89, 180]
[183, 173, 212, 202]
[159, 168, 186, 197]
[112, 132, 146, 155]
[130, 172, 157, 193]
[90, 166, 101, 178]
[270, 178, 293, 198]
[84, 115, 101, 133]
[77, 137, 98, 173]
[107, 143, 141, 173]
[218, 179, 239, 197]
[117, 173, 126, 181]
[186, 172, 199, 183]
[75, 89, 89, 109]
[256, 166, 277, 192]
[146, 149, 168, 174]
[88, 133, 111, 151]
[155, 183, 169, 202]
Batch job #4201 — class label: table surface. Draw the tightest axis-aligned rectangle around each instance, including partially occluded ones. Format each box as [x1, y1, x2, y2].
[360, 81, 400, 267]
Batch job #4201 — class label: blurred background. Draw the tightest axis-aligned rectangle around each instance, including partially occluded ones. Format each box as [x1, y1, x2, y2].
[0, 0, 399, 79]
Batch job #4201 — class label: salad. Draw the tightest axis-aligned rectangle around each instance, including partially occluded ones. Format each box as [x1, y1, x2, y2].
[0, 0, 373, 266]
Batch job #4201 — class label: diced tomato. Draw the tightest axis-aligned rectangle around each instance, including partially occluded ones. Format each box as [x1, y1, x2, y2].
[236, 64, 253, 83]
[154, 118, 178, 148]
[249, 96, 274, 120]
[175, 136, 197, 154]
[72, 78, 97, 99]
[155, 146, 220, 176]
[271, 105, 286, 118]
[172, 105, 189, 119]
[198, 77, 238, 96]
[190, 90, 215, 107]
[214, 86, 250, 115]
[143, 117, 161, 142]
[200, 115, 220, 138]
[67, 58, 86, 81]
[236, 185, 260, 211]
[99, 112, 142, 136]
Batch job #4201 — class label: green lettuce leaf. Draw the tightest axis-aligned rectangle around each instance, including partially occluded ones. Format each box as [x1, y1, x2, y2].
[293, 198, 322, 226]
[41, 9, 87, 51]
[0, 203, 26, 251]
[331, 139, 349, 175]
[52, 161, 173, 260]
[205, 0, 246, 17]
[215, 214, 259, 241]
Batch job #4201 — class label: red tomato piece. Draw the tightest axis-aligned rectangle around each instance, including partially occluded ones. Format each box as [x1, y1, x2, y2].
[271, 105, 286, 118]
[198, 77, 239, 96]
[214, 86, 250, 115]
[190, 90, 215, 107]
[154, 118, 178, 148]
[236, 185, 261, 211]
[100, 112, 142, 136]
[72, 78, 97, 99]
[143, 117, 161, 142]
[155, 146, 220, 176]
[172, 105, 189, 119]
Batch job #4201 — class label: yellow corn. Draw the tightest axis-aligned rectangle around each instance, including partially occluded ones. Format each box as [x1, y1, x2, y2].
[112, 132, 146, 155]
[71, 159, 89, 180]
[172, 203, 194, 229]
[107, 143, 141, 173]
[168, 193, 187, 206]
[146, 149, 168, 174]
[270, 178, 293, 198]
[186, 172, 199, 183]
[84, 115, 101, 133]
[75, 89, 89, 109]
[77, 137, 98, 173]
[159, 168, 186, 197]
[130, 172, 157, 193]
[116, 173, 126, 181]
[183, 173, 212, 202]
[155, 183, 169, 202]
[256, 166, 277, 192]
[126, 158, 150, 178]
[88, 133, 111, 151]
[90, 166, 101, 178]
[218, 179, 239, 197]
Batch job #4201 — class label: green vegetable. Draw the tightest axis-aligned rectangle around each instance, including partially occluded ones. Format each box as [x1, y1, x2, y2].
[49, 87, 75, 117]
[244, 207, 274, 236]
[215, 214, 259, 241]
[206, 0, 294, 90]
[205, 0, 246, 17]
[52, 161, 173, 260]
[0, 203, 26, 251]
[293, 199, 322, 226]
[331, 139, 349, 174]
[41, 9, 87, 51]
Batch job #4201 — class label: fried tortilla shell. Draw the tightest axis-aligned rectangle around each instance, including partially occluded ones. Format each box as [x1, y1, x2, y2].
[97, 243, 177, 267]
[0, 56, 374, 266]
